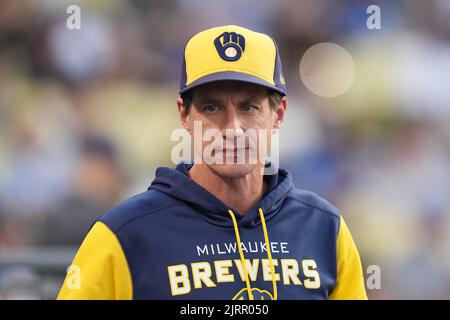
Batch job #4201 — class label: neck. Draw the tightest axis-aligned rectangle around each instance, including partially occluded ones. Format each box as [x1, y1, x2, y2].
[189, 164, 266, 216]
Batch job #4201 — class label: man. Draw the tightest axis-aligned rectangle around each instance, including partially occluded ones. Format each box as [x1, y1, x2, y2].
[58, 25, 367, 300]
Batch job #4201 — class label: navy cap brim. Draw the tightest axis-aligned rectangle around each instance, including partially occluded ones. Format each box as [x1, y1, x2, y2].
[179, 71, 286, 96]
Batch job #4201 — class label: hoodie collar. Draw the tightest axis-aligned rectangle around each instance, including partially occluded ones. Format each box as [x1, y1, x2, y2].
[149, 162, 293, 228]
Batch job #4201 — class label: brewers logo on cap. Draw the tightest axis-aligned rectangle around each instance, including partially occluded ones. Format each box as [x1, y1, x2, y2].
[179, 25, 286, 96]
[214, 32, 246, 62]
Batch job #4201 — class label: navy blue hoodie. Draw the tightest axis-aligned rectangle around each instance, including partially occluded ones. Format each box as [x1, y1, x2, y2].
[58, 162, 367, 300]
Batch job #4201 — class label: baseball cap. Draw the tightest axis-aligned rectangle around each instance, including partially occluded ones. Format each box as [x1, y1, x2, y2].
[179, 25, 286, 96]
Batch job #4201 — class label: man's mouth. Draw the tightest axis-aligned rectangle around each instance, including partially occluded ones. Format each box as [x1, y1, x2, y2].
[219, 146, 250, 154]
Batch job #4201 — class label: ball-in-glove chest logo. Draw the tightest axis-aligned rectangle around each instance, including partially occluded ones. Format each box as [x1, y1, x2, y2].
[232, 287, 273, 300]
[214, 32, 246, 61]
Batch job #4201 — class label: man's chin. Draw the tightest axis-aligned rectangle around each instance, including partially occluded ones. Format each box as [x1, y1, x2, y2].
[207, 162, 260, 179]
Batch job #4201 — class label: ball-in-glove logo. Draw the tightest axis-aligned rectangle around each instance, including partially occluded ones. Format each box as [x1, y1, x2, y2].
[232, 287, 273, 300]
[214, 32, 246, 61]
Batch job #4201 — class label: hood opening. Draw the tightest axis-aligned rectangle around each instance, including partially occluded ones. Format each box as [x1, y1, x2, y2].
[149, 162, 293, 228]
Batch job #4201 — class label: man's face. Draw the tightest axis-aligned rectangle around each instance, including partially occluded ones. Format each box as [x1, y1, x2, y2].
[178, 81, 286, 179]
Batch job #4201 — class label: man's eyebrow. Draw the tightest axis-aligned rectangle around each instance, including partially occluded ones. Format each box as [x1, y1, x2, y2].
[240, 94, 266, 104]
[193, 94, 223, 104]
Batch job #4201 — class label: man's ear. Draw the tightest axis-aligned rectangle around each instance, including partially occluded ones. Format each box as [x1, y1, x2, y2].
[273, 96, 287, 129]
[177, 97, 191, 131]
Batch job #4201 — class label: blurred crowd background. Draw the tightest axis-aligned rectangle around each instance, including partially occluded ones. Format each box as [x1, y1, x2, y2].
[0, 0, 449, 299]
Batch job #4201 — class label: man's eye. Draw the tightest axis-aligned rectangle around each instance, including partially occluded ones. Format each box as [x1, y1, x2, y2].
[204, 104, 218, 112]
[241, 105, 255, 112]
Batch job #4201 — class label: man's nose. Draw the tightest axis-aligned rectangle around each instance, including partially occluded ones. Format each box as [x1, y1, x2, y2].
[222, 107, 244, 137]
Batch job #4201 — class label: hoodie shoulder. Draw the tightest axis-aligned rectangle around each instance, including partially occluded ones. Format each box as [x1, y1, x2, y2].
[98, 189, 180, 233]
[287, 188, 340, 220]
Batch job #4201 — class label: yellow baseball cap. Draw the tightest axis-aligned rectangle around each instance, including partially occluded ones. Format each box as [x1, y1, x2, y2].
[179, 25, 286, 96]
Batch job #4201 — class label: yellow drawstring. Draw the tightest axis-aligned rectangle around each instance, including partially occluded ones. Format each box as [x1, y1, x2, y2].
[228, 208, 278, 300]
[228, 209, 254, 300]
[258, 208, 277, 300]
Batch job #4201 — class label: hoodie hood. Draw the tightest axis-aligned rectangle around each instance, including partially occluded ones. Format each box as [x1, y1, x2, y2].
[149, 162, 293, 228]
